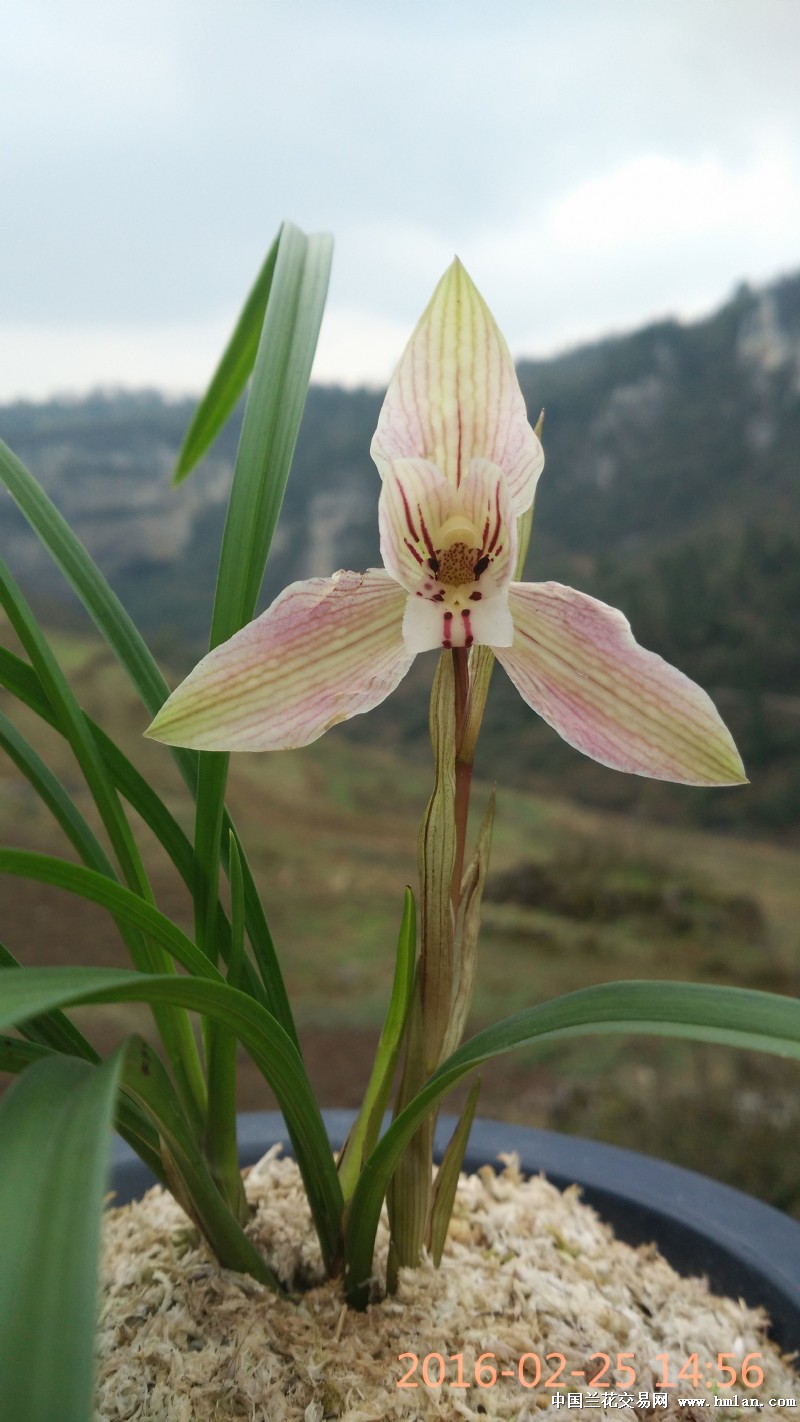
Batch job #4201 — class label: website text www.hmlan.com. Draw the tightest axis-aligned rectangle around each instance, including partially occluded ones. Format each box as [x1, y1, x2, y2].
[676, 1399, 797, 1410]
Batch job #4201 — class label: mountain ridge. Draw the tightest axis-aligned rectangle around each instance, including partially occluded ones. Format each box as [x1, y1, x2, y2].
[2, 271, 799, 835]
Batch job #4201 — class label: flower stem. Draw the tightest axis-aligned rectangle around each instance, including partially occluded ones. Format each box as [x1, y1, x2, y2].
[388, 646, 490, 1276]
[451, 647, 473, 915]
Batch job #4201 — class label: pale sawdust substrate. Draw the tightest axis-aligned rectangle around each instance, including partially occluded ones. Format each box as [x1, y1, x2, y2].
[96, 1148, 799, 1421]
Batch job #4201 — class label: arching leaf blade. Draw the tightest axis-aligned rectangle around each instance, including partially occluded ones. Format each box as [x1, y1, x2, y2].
[0, 647, 295, 1036]
[173, 238, 279, 483]
[344, 979, 800, 1302]
[0, 1051, 123, 1422]
[0, 966, 344, 1274]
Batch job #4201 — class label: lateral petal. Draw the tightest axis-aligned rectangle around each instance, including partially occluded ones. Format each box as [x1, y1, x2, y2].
[145, 570, 413, 751]
[378, 458, 458, 592]
[370, 259, 544, 515]
[460, 458, 517, 594]
[495, 583, 748, 786]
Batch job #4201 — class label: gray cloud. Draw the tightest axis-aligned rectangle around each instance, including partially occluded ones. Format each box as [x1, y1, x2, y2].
[1, 0, 799, 392]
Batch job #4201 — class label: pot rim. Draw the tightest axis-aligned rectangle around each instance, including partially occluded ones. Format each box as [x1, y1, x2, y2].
[110, 1111, 800, 1351]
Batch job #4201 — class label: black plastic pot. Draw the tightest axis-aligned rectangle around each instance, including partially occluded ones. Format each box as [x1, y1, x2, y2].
[110, 1112, 800, 1352]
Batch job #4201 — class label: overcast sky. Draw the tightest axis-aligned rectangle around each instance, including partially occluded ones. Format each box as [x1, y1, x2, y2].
[1, 0, 799, 401]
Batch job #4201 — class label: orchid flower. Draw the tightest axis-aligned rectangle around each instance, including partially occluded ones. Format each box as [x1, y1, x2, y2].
[147, 261, 745, 788]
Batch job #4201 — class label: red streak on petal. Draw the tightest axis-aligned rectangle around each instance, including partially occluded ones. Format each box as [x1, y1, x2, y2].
[418, 508, 438, 561]
[404, 539, 424, 565]
[398, 481, 420, 542]
[487, 484, 503, 552]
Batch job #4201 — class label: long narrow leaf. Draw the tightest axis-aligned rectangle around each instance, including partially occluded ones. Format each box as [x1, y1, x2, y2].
[0, 1034, 52, 1072]
[0, 441, 175, 730]
[0, 1051, 123, 1422]
[0, 649, 278, 1013]
[0, 646, 297, 1040]
[174, 239, 280, 483]
[429, 1077, 481, 1266]
[0, 940, 98, 1061]
[0, 1032, 165, 1182]
[0, 558, 152, 899]
[0, 850, 224, 982]
[0, 711, 117, 876]
[186, 226, 331, 1174]
[121, 1035, 283, 1289]
[0, 404, 296, 1030]
[0, 967, 344, 1273]
[338, 888, 416, 1201]
[0, 560, 206, 1121]
[193, 223, 331, 1026]
[343, 979, 800, 1303]
[204, 833, 250, 1221]
[209, 223, 333, 646]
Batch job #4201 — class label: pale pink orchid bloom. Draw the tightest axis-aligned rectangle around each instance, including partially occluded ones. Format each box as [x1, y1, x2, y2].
[147, 261, 745, 787]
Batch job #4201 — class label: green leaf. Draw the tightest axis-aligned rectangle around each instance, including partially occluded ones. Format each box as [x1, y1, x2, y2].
[0, 848, 224, 982]
[203, 833, 250, 1223]
[0, 1034, 53, 1073]
[173, 239, 279, 483]
[0, 386, 297, 1028]
[227, 831, 247, 990]
[0, 558, 152, 900]
[0, 649, 279, 1018]
[208, 222, 333, 647]
[0, 1028, 165, 1183]
[0, 441, 290, 1013]
[0, 967, 344, 1275]
[121, 1035, 281, 1288]
[428, 1077, 481, 1266]
[0, 710, 117, 877]
[0, 939, 99, 1062]
[0, 561, 206, 1123]
[0, 649, 193, 872]
[0, 1051, 123, 1422]
[344, 979, 800, 1304]
[193, 223, 331, 1009]
[0, 441, 175, 732]
[338, 888, 416, 1202]
[0, 944, 164, 1182]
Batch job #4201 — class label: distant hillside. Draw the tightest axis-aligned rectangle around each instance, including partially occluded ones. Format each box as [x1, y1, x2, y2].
[2, 274, 799, 835]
